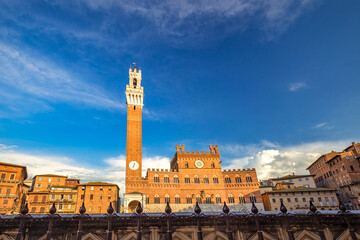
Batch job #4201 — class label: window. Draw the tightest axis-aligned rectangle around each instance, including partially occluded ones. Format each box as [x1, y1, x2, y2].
[58, 204, 63, 211]
[90, 186, 94, 190]
[225, 176, 231, 183]
[108, 195, 111, 200]
[3, 199, 8, 204]
[287, 198, 291, 202]
[39, 177, 42, 181]
[100, 187, 103, 191]
[89, 207, 92, 212]
[289, 179, 293, 182]
[272, 199, 276, 203]
[9, 174, 15, 180]
[185, 162, 189, 168]
[0, 173, 5, 179]
[31, 207, 36, 213]
[249, 194, 256, 203]
[40, 207, 45, 213]
[302, 198, 306, 202]
[350, 166, 354, 171]
[216, 195, 221, 204]
[57, 178, 60, 182]
[186, 195, 192, 204]
[203, 176, 209, 184]
[34, 196, 38, 202]
[194, 175, 200, 184]
[42, 196, 46, 202]
[164, 175, 169, 183]
[109, 187, 112, 191]
[133, 78, 137, 87]
[51, 194, 55, 200]
[235, 176, 241, 183]
[246, 175, 252, 183]
[174, 176, 179, 183]
[298, 178, 302, 181]
[228, 194, 234, 203]
[346, 155, 350, 160]
[175, 194, 180, 204]
[305, 177, 309, 180]
[154, 195, 160, 204]
[99, 195, 102, 200]
[69, 195, 73, 200]
[81, 195, 84, 200]
[295, 198, 298, 202]
[165, 194, 170, 203]
[146, 197, 149, 204]
[185, 176, 190, 183]
[205, 195, 212, 204]
[310, 197, 314, 202]
[68, 205, 71, 210]
[36, 184, 42, 188]
[211, 162, 215, 168]
[239, 194, 246, 203]
[90, 194, 93, 200]
[196, 195, 202, 203]
[213, 176, 219, 184]
[48, 178, 52, 183]
[154, 174, 159, 183]
[82, 187, 85, 190]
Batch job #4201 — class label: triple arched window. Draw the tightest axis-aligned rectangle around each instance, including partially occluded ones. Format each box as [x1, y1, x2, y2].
[194, 175, 200, 184]
[186, 195, 192, 204]
[225, 175, 231, 183]
[164, 175, 169, 183]
[185, 175, 190, 183]
[185, 162, 189, 168]
[165, 194, 170, 203]
[196, 194, 202, 204]
[216, 194, 221, 204]
[228, 194, 235, 203]
[205, 194, 211, 204]
[175, 194, 180, 204]
[235, 175, 241, 183]
[203, 176, 209, 184]
[154, 194, 160, 204]
[154, 174, 159, 183]
[239, 194, 246, 203]
[246, 175, 252, 183]
[174, 175, 179, 183]
[213, 175, 219, 184]
[250, 193, 256, 203]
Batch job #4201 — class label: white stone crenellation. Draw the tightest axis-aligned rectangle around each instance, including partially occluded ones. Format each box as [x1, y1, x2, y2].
[125, 66, 144, 107]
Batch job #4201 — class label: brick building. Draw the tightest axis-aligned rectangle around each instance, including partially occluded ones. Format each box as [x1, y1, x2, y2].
[28, 174, 79, 214]
[123, 65, 262, 213]
[0, 162, 28, 215]
[77, 182, 120, 214]
[307, 142, 360, 209]
[269, 174, 317, 188]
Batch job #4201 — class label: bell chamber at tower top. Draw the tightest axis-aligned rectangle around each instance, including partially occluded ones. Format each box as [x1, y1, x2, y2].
[125, 65, 144, 107]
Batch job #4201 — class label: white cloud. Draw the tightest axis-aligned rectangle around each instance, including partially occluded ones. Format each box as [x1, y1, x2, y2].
[289, 82, 307, 92]
[222, 139, 352, 180]
[0, 43, 125, 118]
[313, 122, 334, 130]
[0, 144, 18, 152]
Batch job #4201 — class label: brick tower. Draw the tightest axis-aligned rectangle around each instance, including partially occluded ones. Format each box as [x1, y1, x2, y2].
[125, 65, 144, 182]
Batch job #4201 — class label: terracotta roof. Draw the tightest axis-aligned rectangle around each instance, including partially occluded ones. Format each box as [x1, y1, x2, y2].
[276, 182, 294, 185]
[327, 154, 341, 163]
[262, 187, 336, 194]
[78, 182, 119, 187]
[270, 174, 314, 181]
[50, 185, 76, 189]
[259, 185, 273, 188]
[35, 174, 68, 178]
[0, 162, 27, 168]
[28, 191, 50, 194]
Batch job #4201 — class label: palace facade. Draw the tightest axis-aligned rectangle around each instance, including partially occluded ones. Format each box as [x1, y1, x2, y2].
[123, 65, 262, 213]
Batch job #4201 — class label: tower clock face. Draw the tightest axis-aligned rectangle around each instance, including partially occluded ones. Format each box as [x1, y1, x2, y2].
[129, 161, 139, 170]
[195, 160, 204, 168]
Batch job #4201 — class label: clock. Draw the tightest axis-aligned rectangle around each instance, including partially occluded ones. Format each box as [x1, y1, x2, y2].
[195, 160, 204, 168]
[129, 161, 139, 170]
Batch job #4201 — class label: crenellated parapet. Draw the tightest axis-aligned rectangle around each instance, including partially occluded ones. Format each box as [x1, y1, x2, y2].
[147, 168, 179, 173]
[222, 168, 256, 172]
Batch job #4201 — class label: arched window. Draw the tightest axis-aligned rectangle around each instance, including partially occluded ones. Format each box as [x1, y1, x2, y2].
[246, 175, 252, 183]
[154, 194, 160, 204]
[165, 194, 170, 203]
[205, 194, 211, 204]
[146, 196, 149, 204]
[154, 174, 159, 183]
[185, 175, 190, 183]
[194, 175, 200, 184]
[42, 196, 46, 202]
[164, 175, 169, 183]
[185, 162, 189, 168]
[203, 176, 209, 184]
[235, 175, 241, 183]
[211, 162, 215, 168]
[133, 78, 137, 88]
[40, 207, 45, 213]
[196, 194, 202, 204]
[225, 175, 231, 183]
[216, 194, 221, 204]
[175, 194, 180, 204]
[174, 175, 179, 183]
[228, 194, 234, 204]
[186, 194, 192, 204]
[250, 193, 256, 203]
[239, 194, 246, 203]
[34, 196, 38, 202]
[213, 175, 219, 184]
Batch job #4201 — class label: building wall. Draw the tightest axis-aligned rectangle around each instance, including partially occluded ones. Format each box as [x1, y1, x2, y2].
[272, 176, 316, 188]
[262, 189, 339, 211]
[32, 175, 68, 192]
[0, 163, 27, 215]
[77, 184, 119, 214]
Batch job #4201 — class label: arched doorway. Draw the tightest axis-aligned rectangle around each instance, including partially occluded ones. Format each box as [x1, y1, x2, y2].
[128, 200, 141, 213]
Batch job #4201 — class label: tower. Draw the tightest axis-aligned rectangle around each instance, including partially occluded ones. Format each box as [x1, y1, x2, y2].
[125, 64, 144, 182]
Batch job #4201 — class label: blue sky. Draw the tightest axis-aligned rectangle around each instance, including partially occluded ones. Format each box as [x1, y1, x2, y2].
[0, 0, 359, 190]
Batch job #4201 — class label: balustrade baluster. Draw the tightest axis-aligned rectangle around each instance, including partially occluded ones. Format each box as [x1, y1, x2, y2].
[165, 202, 173, 240]
[222, 202, 233, 240]
[338, 201, 357, 240]
[308, 201, 326, 240]
[279, 199, 294, 240]
[16, 203, 30, 240]
[136, 202, 143, 240]
[45, 203, 58, 240]
[194, 202, 203, 240]
[106, 202, 115, 240]
[76, 202, 87, 240]
[251, 201, 263, 240]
